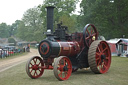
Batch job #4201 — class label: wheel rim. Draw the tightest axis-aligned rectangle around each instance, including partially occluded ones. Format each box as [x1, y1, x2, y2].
[83, 24, 98, 47]
[26, 56, 44, 79]
[54, 56, 72, 81]
[88, 40, 111, 74]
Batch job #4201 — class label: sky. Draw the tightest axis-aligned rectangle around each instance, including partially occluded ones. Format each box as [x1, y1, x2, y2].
[0, 0, 81, 25]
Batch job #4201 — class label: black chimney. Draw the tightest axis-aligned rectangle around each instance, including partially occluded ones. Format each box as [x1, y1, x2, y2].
[46, 6, 55, 33]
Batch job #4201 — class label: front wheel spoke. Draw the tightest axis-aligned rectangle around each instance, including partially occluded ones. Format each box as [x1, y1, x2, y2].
[34, 71, 36, 76]
[64, 71, 68, 77]
[35, 70, 38, 75]
[63, 59, 66, 65]
[39, 69, 41, 73]
[67, 66, 71, 69]
[29, 67, 32, 69]
[58, 71, 63, 77]
[35, 58, 38, 62]
[30, 62, 33, 66]
[30, 69, 33, 73]
[38, 66, 42, 68]
[33, 59, 36, 64]
[37, 62, 41, 66]
[57, 67, 61, 70]
[59, 65, 64, 68]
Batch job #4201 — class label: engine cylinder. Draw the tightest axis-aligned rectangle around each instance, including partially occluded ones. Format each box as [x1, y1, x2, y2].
[38, 40, 80, 59]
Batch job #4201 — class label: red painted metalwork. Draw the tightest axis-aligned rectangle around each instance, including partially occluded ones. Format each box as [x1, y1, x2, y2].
[58, 41, 80, 57]
[83, 24, 98, 47]
[53, 56, 72, 81]
[95, 41, 111, 73]
[26, 6, 111, 81]
[26, 56, 44, 79]
[42, 65, 53, 69]
[39, 42, 50, 55]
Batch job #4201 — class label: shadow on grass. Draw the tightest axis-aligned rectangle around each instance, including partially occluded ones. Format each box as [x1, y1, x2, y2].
[72, 69, 94, 75]
[40, 69, 98, 81]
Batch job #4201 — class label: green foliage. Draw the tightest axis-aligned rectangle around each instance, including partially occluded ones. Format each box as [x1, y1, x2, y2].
[0, 23, 10, 38]
[79, 0, 128, 39]
[2, 0, 128, 41]
[16, 7, 44, 42]
[10, 20, 22, 36]
[16, 21, 28, 40]
[40, 0, 78, 32]
[58, 14, 77, 33]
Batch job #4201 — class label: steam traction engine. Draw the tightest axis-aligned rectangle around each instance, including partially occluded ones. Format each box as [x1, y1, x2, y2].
[26, 6, 111, 81]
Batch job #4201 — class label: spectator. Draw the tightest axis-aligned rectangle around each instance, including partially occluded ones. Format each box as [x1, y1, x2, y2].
[26, 44, 30, 52]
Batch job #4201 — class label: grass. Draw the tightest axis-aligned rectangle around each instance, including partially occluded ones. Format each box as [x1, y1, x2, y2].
[0, 52, 28, 62]
[0, 56, 128, 85]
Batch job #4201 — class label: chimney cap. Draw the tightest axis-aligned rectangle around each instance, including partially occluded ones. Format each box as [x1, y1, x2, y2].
[45, 6, 55, 9]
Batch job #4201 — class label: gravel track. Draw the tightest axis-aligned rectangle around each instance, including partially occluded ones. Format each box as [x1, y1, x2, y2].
[0, 48, 39, 72]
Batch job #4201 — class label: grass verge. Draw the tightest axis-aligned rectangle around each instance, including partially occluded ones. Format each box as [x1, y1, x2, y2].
[0, 52, 28, 62]
[0, 56, 128, 85]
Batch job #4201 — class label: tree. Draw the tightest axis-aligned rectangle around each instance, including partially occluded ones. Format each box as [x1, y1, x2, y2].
[16, 21, 28, 40]
[40, 0, 78, 32]
[9, 20, 22, 36]
[79, 0, 128, 39]
[0, 23, 10, 38]
[58, 14, 77, 32]
[16, 7, 44, 42]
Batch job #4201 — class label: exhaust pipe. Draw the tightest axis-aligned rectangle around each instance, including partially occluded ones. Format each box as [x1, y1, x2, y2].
[46, 6, 55, 33]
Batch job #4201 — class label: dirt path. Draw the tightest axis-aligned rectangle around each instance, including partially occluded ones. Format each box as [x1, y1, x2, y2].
[0, 48, 40, 72]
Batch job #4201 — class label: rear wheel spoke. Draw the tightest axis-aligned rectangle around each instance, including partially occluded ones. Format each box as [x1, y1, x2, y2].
[83, 24, 98, 47]
[102, 48, 107, 53]
[96, 57, 100, 61]
[86, 29, 90, 36]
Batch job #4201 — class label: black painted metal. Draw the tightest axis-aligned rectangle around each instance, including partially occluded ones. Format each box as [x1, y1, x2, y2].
[46, 6, 55, 33]
[54, 22, 68, 41]
[38, 40, 60, 59]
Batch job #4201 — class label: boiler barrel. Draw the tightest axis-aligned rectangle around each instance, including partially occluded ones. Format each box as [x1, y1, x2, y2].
[38, 40, 80, 59]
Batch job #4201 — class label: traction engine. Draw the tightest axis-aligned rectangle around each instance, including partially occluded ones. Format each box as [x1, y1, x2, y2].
[26, 6, 111, 81]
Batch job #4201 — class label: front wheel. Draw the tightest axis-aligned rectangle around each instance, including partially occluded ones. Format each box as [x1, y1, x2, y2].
[26, 56, 44, 79]
[53, 56, 72, 81]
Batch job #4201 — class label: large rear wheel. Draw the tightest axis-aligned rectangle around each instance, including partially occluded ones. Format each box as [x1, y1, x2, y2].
[88, 40, 111, 74]
[53, 56, 72, 81]
[83, 24, 98, 47]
